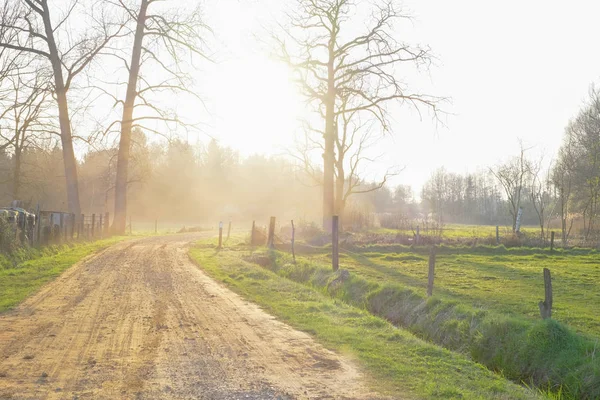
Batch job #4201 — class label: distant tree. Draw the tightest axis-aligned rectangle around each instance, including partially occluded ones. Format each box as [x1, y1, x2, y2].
[491, 143, 531, 232]
[554, 86, 600, 240]
[529, 156, 555, 242]
[276, 0, 442, 230]
[552, 133, 576, 244]
[1, 71, 54, 200]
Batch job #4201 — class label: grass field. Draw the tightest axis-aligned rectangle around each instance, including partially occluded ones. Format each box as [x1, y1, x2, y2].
[317, 247, 600, 337]
[193, 232, 600, 399]
[190, 241, 542, 400]
[374, 224, 541, 240]
[0, 236, 130, 312]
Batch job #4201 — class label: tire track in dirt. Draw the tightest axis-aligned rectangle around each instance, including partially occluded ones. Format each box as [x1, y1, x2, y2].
[0, 234, 383, 399]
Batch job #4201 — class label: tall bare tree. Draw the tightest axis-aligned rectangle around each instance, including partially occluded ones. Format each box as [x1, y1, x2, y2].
[292, 96, 398, 225]
[0, 0, 123, 214]
[106, 0, 209, 234]
[276, 0, 441, 230]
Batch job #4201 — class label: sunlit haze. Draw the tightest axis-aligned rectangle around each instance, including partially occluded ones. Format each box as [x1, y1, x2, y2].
[199, 0, 600, 194]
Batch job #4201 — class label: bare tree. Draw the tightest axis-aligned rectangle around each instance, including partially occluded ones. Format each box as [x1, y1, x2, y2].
[333, 100, 397, 219]
[529, 156, 556, 242]
[105, 0, 209, 234]
[0, 0, 124, 214]
[276, 0, 442, 230]
[552, 134, 575, 244]
[491, 142, 531, 233]
[291, 97, 398, 225]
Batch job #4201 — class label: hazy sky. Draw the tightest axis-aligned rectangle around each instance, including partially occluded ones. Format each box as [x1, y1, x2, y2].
[198, 0, 600, 194]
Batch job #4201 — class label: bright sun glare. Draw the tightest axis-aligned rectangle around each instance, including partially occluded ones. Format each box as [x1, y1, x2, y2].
[205, 55, 304, 156]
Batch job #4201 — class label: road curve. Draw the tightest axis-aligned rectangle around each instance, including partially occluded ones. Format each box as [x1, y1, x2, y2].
[0, 234, 380, 400]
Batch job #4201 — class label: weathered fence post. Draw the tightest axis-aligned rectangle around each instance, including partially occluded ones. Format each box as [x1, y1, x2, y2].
[227, 221, 231, 240]
[291, 219, 296, 264]
[539, 268, 553, 319]
[332, 215, 339, 271]
[251, 220, 255, 246]
[59, 213, 64, 243]
[99, 214, 103, 238]
[35, 207, 42, 246]
[267, 217, 276, 249]
[218, 221, 223, 248]
[427, 246, 436, 297]
[496, 225, 500, 245]
[80, 214, 84, 239]
[550, 231, 555, 251]
[91, 214, 96, 238]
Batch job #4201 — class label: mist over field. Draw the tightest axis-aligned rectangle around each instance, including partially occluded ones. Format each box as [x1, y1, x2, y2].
[1, 1, 600, 399]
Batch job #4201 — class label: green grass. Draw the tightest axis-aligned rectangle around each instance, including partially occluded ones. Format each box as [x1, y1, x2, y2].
[315, 246, 600, 337]
[0, 236, 130, 312]
[189, 241, 542, 400]
[373, 224, 540, 239]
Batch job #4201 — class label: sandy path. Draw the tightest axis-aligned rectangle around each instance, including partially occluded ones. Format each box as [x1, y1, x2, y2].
[0, 234, 380, 399]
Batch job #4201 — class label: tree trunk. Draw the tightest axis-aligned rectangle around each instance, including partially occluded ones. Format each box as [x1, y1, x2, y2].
[335, 162, 345, 229]
[41, 1, 81, 215]
[113, 0, 149, 234]
[322, 41, 335, 232]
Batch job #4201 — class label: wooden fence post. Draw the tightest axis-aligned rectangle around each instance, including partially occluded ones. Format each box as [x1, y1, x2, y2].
[496, 225, 500, 245]
[267, 217, 276, 249]
[332, 215, 339, 271]
[91, 214, 95, 238]
[550, 231, 555, 251]
[539, 268, 553, 319]
[218, 221, 223, 248]
[80, 214, 84, 239]
[427, 246, 436, 297]
[251, 220, 255, 246]
[99, 214, 103, 238]
[36, 209, 42, 246]
[59, 213, 64, 243]
[291, 219, 296, 264]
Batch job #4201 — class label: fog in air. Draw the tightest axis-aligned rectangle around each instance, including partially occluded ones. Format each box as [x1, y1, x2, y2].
[1, 1, 600, 399]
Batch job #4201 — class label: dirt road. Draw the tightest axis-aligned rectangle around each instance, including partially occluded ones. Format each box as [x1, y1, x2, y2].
[0, 234, 380, 400]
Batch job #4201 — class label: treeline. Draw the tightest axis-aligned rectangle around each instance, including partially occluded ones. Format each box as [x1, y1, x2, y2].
[0, 133, 323, 225]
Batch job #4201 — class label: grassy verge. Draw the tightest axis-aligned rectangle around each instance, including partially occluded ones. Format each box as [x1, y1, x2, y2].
[189, 241, 542, 400]
[0, 236, 130, 312]
[233, 242, 600, 399]
[326, 243, 600, 337]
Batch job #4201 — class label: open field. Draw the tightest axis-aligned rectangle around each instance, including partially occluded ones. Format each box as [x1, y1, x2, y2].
[316, 245, 600, 337]
[190, 240, 543, 400]
[373, 224, 542, 240]
[197, 234, 600, 399]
